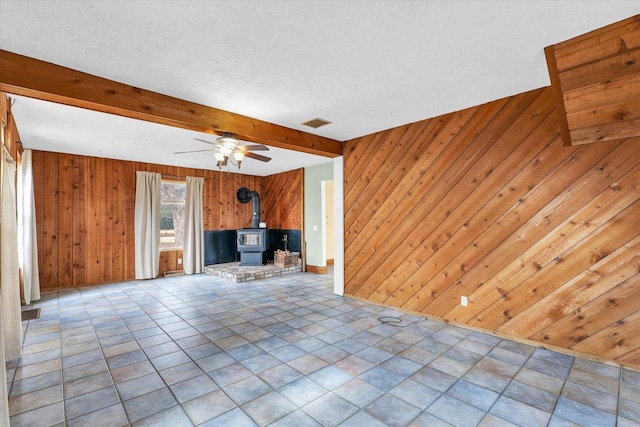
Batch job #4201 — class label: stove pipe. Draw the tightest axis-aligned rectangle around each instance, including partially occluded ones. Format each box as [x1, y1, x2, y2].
[237, 187, 260, 228]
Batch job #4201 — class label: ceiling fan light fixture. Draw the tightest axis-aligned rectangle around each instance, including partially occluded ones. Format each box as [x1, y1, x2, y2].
[233, 151, 244, 169]
[217, 134, 239, 147]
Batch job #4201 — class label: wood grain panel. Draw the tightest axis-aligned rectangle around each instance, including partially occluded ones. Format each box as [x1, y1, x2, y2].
[263, 169, 303, 230]
[1, 93, 21, 160]
[58, 154, 74, 287]
[31, 153, 308, 289]
[546, 14, 640, 146]
[158, 250, 183, 277]
[344, 85, 640, 369]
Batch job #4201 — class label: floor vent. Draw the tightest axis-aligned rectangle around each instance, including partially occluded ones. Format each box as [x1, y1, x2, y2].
[164, 270, 185, 277]
[21, 308, 41, 321]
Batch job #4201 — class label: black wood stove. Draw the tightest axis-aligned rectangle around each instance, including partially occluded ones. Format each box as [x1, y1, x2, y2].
[236, 187, 268, 266]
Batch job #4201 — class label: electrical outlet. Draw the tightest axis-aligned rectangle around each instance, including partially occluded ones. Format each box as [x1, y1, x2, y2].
[313, 225, 318, 231]
[178, 258, 182, 265]
[461, 296, 468, 307]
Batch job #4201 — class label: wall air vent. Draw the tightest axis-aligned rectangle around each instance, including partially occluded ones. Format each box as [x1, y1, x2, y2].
[301, 117, 332, 129]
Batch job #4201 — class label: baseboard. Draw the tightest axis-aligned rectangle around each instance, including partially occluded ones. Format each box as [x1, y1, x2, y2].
[327, 259, 334, 266]
[306, 264, 328, 274]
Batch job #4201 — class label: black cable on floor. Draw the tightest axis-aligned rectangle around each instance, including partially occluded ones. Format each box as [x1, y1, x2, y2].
[377, 315, 425, 328]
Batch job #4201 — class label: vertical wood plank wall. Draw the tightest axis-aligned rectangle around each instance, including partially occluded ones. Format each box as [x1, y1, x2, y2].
[31, 152, 291, 289]
[343, 86, 640, 368]
[262, 168, 303, 230]
[1, 93, 21, 161]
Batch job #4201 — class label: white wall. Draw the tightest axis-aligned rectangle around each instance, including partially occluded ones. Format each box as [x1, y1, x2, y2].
[333, 156, 344, 296]
[304, 162, 333, 268]
[323, 180, 334, 261]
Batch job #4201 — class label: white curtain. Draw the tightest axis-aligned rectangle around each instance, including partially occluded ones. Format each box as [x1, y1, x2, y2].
[0, 146, 19, 427]
[17, 149, 40, 304]
[183, 176, 204, 274]
[1, 147, 22, 362]
[134, 171, 161, 279]
[0, 288, 8, 427]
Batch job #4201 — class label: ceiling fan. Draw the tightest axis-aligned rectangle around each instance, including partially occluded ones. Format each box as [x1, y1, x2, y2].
[174, 133, 271, 169]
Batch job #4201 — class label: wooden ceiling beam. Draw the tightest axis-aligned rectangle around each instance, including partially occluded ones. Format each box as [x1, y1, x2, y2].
[0, 49, 342, 157]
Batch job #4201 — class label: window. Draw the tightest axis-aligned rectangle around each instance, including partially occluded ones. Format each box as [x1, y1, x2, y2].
[160, 180, 186, 251]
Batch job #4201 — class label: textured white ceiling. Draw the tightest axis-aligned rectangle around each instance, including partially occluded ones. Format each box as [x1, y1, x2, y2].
[1, 1, 638, 176]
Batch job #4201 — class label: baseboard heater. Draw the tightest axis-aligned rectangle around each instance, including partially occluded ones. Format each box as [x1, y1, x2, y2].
[164, 270, 185, 277]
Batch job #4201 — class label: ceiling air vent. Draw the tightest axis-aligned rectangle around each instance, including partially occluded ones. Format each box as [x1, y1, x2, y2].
[301, 117, 332, 129]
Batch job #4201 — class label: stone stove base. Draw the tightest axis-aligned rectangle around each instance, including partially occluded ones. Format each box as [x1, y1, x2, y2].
[204, 261, 302, 283]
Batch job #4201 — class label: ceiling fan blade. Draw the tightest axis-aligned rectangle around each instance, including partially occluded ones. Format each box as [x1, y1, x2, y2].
[241, 144, 270, 151]
[174, 149, 216, 154]
[194, 138, 218, 146]
[245, 152, 272, 162]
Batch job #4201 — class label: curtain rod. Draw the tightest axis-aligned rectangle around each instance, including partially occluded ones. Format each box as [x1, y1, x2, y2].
[161, 174, 185, 181]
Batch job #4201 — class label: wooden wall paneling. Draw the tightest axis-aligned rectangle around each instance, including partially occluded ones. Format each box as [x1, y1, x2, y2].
[436, 140, 620, 321]
[111, 160, 125, 280]
[102, 157, 114, 282]
[346, 91, 537, 298]
[566, 98, 640, 130]
[476, 200, 640, 331]
[344, 117, 448, 241]
[0, 92, 7, 128]
[283, 170, 303, 229]
[545, 15, 640, 146]
[504, 234, 640, 339]
[563, 74, 640, 113]
[212, 170, 222, 229]
[344, 85, 640, 367]
[42, 151, 59, 288]
[478, 163, 640, 335]
[570, 117, 640, 146]
[262, 169, 303, 230]
[344, 126, 410, 211]
[232, 172, 240, 228]
[344, 129, 393, 201]
[57, 153, 74, 287]
[6, 111, 21, 160]
[530, 251, 640, 347]
[410, 133, 570, 316]
[31, 151, 271, 288]
[123, 160, 136, 279]
[344, 108, 479, 277]
[344, 98, 508, 263]
[553, 17, 640, 71]
[158, 250, 182, 277]
[384, 91, 560, 309]
[558, 49, 640, 93]
[620, 348, 640, 366]
[72, 155, 87, 287]
[205, 171, 218, 229]
[84, 156, 99, 285]
[219, 172, 229, 229]
[446, 139, 635, 324]
[32, 150, 46, 287]
[420, 138, 627, 318]
[572, 309, 640, 360]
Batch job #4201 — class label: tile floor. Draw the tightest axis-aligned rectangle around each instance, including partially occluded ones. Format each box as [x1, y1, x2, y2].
[6, 270, 640, 426]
